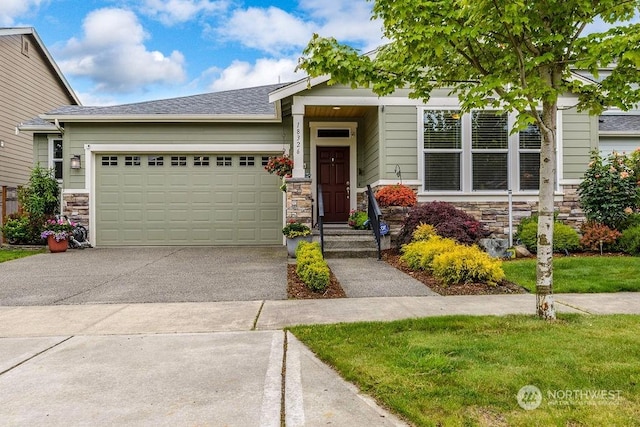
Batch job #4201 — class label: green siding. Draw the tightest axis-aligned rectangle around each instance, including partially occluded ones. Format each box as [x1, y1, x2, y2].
[380, 105, 418, 180]
[33, 134, 49, 166]
[562, 108, 596, 180]
[360, 107, 379, 187]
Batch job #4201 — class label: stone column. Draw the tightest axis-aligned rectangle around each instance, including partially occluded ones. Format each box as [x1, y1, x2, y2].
[285, 178, 312, 228]
[62, 192, 89, 227]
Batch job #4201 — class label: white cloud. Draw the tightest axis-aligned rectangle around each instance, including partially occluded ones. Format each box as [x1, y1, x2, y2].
[0, 0, 45, 26]
[216, 1, 383, 57]
[138, 0, 227, 26]
[57, 8, 186, 93]
[208, 57, 301, 91]
[217, 7, 315, 55]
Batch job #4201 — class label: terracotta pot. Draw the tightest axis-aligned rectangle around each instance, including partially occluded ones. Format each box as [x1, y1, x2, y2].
[47, 235, 68, 253]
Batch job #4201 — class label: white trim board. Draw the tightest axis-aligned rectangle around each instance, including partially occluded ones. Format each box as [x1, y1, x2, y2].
[83, 144, 288, 153]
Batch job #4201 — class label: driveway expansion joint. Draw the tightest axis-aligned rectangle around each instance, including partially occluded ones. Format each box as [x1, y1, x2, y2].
[555, 299, 594, 314]
[0, 336, 73, 376]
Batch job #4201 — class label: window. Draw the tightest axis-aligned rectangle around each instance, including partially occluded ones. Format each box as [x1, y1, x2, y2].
[471, 111, 508, 191]
[50, 138, 63, 180]
[261, 156, 270, 166]
[101, 156, 118, 166]
[148, 156, 164, 166]
[216, 156, 232, 166]
[239, 156, 255, 166]
[125, 156, 141, 166]
[420, 109, 543, 193]
[194, 156, 210, 166]
[422, 110, 462, 191]
[519, 124, 542, 190]
[171, 156, 187, 166]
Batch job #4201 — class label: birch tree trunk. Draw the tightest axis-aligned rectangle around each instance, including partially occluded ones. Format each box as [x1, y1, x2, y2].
[535, 101, 557, 320]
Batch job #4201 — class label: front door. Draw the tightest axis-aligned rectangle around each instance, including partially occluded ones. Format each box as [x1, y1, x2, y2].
[317, 146, 350, 222]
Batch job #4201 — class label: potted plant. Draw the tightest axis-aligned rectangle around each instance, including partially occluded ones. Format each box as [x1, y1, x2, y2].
[40, 218, 75, 253]
[348, 210, 369, 230]
[282, 219, 312, 257]
[265, 155, 294, 192]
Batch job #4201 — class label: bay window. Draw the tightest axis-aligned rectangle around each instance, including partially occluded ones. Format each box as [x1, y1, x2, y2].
[420, 109, 543, 193]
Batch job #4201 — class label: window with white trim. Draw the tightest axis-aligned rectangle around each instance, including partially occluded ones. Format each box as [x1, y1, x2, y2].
[50, 138, 63, 180]
[420, 109, 542, 193]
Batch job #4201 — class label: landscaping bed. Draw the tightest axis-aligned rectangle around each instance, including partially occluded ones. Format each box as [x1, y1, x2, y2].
[382, 249, 528, 295]
[287, 264, 347, 299]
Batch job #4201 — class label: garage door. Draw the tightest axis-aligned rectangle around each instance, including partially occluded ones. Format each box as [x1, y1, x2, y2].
[95, 154, 283, 246]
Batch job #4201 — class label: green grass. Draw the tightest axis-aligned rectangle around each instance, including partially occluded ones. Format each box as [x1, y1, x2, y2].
[503, 256, 640, 293]
[290, 315, 640, 426]
[0, 248, 45, 263]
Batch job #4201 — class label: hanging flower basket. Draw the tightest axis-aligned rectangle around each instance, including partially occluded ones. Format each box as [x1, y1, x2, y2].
[264, 155, 293, 178]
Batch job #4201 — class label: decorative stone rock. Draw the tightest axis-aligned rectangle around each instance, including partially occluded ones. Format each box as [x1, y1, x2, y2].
[514, 245, 533, 258]
[479, 237, 510, 258]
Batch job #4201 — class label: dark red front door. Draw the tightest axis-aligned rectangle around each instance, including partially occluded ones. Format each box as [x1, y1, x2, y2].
[318, 146, 350, 222]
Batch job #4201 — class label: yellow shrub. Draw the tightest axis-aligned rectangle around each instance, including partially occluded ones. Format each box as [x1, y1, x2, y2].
[412, 223, 437, 242]
[400, 236, 458, 270]
[431, 245, 505, 286]
[295, 241, 330, 292]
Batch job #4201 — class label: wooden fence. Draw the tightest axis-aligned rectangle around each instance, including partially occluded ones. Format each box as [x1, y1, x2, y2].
[1, 186, 20, 244]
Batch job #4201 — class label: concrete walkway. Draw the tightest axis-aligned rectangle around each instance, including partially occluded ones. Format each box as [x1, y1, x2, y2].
[1, 294, 639, 425]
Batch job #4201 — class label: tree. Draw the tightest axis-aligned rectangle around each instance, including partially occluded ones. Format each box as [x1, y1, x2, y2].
[297, 0, 640, 319]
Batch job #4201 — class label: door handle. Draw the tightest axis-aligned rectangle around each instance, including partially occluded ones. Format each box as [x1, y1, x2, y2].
[346, 181, 350, 199]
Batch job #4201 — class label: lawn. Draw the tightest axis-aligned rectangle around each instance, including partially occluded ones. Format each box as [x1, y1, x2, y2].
[290, 315, 640, 426]
[502, 256, 640, 293]
[0, 248, 45, 263]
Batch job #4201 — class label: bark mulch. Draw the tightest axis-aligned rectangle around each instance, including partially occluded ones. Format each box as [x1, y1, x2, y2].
[287, 264, 347, 299]
[382, 250, 528, 296]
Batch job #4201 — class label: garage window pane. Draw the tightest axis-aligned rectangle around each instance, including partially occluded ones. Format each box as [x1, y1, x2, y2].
[101, 156, 118, 166]
[217, 156, 232, 166]
[171, 156, 187, 166]
[148, 156, 164, 166]
[240, 156, 255, 166]
[194, 156, 210, 166]
[261, 156, 270, 166]
[125, 156, 141, 166]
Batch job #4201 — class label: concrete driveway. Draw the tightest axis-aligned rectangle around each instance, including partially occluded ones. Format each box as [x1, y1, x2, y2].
[0, 247, 287, 306]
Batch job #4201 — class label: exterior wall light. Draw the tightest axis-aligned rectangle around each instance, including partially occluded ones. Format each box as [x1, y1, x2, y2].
[70, 154, 81, 169]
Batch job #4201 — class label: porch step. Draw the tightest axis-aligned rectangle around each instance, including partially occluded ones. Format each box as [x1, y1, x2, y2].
[312, 225, 383, 258]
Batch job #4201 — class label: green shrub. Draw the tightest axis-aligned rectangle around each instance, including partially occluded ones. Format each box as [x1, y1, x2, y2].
[18, 165, 60, 217]
[400, 236, 458, 270]
[619, 213, 640, 231]
[0, 213, 43, 245]
[348, 210, 369, 230]
[578, 151, 639, 229]
[618, 225, 640, 255]
[516, 220, 580, 253]
[431, 245, 505, 286]
[295, 241, 330, 292]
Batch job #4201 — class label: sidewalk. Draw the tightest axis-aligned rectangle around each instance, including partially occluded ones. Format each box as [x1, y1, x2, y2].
[1, 294, 639, 426]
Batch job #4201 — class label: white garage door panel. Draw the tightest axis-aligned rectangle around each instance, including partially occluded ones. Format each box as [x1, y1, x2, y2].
[95, 153, 283, 246]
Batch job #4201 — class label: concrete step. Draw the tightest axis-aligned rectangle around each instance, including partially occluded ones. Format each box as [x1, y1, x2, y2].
[322, 247, 381, 259]
[322, 235, 378, 250]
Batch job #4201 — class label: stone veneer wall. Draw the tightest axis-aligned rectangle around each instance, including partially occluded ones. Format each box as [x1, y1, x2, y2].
[368, 184, 586, 240]
[62, 193, 89, 228]
[285, 178, 312, 228]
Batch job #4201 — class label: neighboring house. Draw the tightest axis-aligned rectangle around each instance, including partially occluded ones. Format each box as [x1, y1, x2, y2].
[0, 27, 80, 193]
[598, 112, 640, 156]
[23, 76, 597, 247]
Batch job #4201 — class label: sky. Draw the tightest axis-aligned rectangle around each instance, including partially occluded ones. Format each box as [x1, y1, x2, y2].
[0, 1, 633, 107]
[1, 0, 384, 106]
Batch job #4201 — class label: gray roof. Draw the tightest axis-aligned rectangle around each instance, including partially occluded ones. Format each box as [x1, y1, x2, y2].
[43, 83, 289, 117]
[599, 115, 640, 133]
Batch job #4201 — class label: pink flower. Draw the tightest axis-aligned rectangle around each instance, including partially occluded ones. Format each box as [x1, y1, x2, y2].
[621, 171, 630, 179]
[624, 207, 633, 215]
